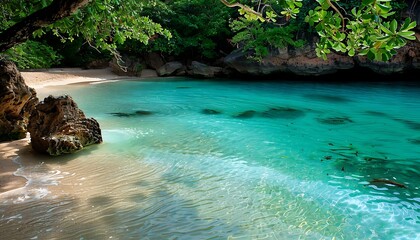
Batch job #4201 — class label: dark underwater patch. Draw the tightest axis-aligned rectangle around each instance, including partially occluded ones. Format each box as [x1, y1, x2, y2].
[135, 110, 154, 116]
[202, 109, 222, 115]
[394, 119, 420, 130]
[109, 112, 134, 117]
[109, 110, 154, 117]
[234, 110, 257, 119]
[364, 111, 389, 117]
[317, 116, 354, 125]
[260, 107, 305, 119]
[303, 94, 352, 103]
[407, 138, 420, 145]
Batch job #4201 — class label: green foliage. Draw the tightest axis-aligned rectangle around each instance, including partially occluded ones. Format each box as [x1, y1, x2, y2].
[43, 1, 171, 57]
[1, 0, 171, 60]
[305, 0, 417, 61]
[224, 0, 417, 62]
[0, 0, 54, 31]
[138, 0, 232, 59]
[230, 17, 305, 60]
[1, 40, 62, 69]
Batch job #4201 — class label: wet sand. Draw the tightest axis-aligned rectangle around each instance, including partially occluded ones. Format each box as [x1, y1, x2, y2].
[0, 67, 145, 194]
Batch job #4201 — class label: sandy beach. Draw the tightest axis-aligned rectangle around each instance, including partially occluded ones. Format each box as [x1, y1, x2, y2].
[0, 67, 141, 194]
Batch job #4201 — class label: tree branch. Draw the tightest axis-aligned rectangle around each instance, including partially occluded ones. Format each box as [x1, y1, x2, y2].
[326, 0, 345, 31]
[0, 0, 91, 52]
[219, 0, 264, 18]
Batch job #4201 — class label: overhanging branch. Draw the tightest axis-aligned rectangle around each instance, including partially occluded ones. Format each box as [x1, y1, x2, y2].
[0, 0, 91, 52]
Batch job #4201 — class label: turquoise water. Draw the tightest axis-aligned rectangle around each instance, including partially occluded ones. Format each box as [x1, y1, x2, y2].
[1, 78, 419, 239]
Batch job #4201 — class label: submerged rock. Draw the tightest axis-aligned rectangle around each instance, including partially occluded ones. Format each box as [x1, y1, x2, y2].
[28, 95, 102, 156]
[201, 109, 222, 115]
[394, 118, 420, 130]
[135, 110, 153, 116]
[407, 138, 420, 145]
[109, 110, 154, 117]
[0, 60, 38, 141]
[234, 110, 257, 119]
[317, 116, 354, 125]
[364, 111, 389, 117]
[261, 107, 305, 119]
[303, 94, 351, 103]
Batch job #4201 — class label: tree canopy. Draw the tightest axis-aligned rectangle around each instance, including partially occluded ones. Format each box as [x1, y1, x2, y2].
[0, 0, 418, 68]
[0, 0, 171, 63]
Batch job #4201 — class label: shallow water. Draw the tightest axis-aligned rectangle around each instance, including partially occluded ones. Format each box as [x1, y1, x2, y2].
[1, 78, 419, 239]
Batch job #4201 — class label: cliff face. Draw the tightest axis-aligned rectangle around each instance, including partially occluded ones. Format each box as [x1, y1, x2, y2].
[224, 40, 420, 76]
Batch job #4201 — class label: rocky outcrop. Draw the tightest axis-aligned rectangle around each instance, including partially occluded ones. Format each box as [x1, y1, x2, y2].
[145, 52, 165, 70]
[0, 60, 38, 141]
[84, 59, 110, 69]
[356, 40, 420, 74]
[225, 45, 355, 76]
[225, 38, 420, 76]
[28, 95, 102, 156]
[157, 61, 184, 76]
[190, 61, 224, 78]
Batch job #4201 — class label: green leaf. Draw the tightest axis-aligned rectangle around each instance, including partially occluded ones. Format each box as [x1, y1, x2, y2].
[97, 4, 106, 10]
[398, 33, 416, 40]
[389, 19, 397, 33]
[380, 25, 393, 35]
[376, 3, 391, 13]
[406, 21, 417, 31]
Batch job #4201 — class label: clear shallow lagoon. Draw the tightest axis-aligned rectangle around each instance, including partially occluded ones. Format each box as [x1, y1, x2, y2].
[1, 78, 419, 239]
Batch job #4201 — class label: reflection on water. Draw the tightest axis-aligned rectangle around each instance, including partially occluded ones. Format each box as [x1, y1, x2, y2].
[1, 79, 419, 239]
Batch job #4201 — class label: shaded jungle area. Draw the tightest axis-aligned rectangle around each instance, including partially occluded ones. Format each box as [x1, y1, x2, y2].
[0, 0, 419, 79]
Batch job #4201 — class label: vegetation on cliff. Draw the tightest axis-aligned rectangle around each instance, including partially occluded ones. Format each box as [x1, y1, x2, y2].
[0, 0, 417, 69]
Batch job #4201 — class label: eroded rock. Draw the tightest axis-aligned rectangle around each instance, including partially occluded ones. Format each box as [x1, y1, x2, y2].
[28, 95, 102, 156]
[0, 60, 38, 141]
[190, 61, 223, 78]
[225, 36, 420, 76]
[157, 61, 184, 76]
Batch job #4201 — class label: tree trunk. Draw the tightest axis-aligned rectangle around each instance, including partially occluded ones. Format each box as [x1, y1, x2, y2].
[0, 0, 91, 52]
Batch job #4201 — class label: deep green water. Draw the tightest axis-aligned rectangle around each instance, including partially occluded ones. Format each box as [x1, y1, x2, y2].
[1, 78, 419, 239]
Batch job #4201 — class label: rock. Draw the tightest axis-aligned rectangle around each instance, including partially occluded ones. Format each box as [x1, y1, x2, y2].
[260, 107, 305, 119]
[145, 52, 165, 70]
[0, 60, 38, 141]
[355, 40, 420, 74]
[317, 116, 353, 125]
[225, 46, 354, 76]
[140, 69, 158, 78]
[157, 61, 184, 76]
[190, 61, 223, 78]
[108, 110, 154, 117]
[28, 95, 102, 156]
[225, 36, 420, 76]
[224, 50, 287, 75]
[233, 110, 257, 119]
[287, 52, 354, 76]
[84, 59, 110, 69]
[201, 109, 222, 115]
[110, 55, 144, 77]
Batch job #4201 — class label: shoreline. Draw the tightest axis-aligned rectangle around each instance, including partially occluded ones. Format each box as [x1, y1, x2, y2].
[0, 67, 138, 194]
